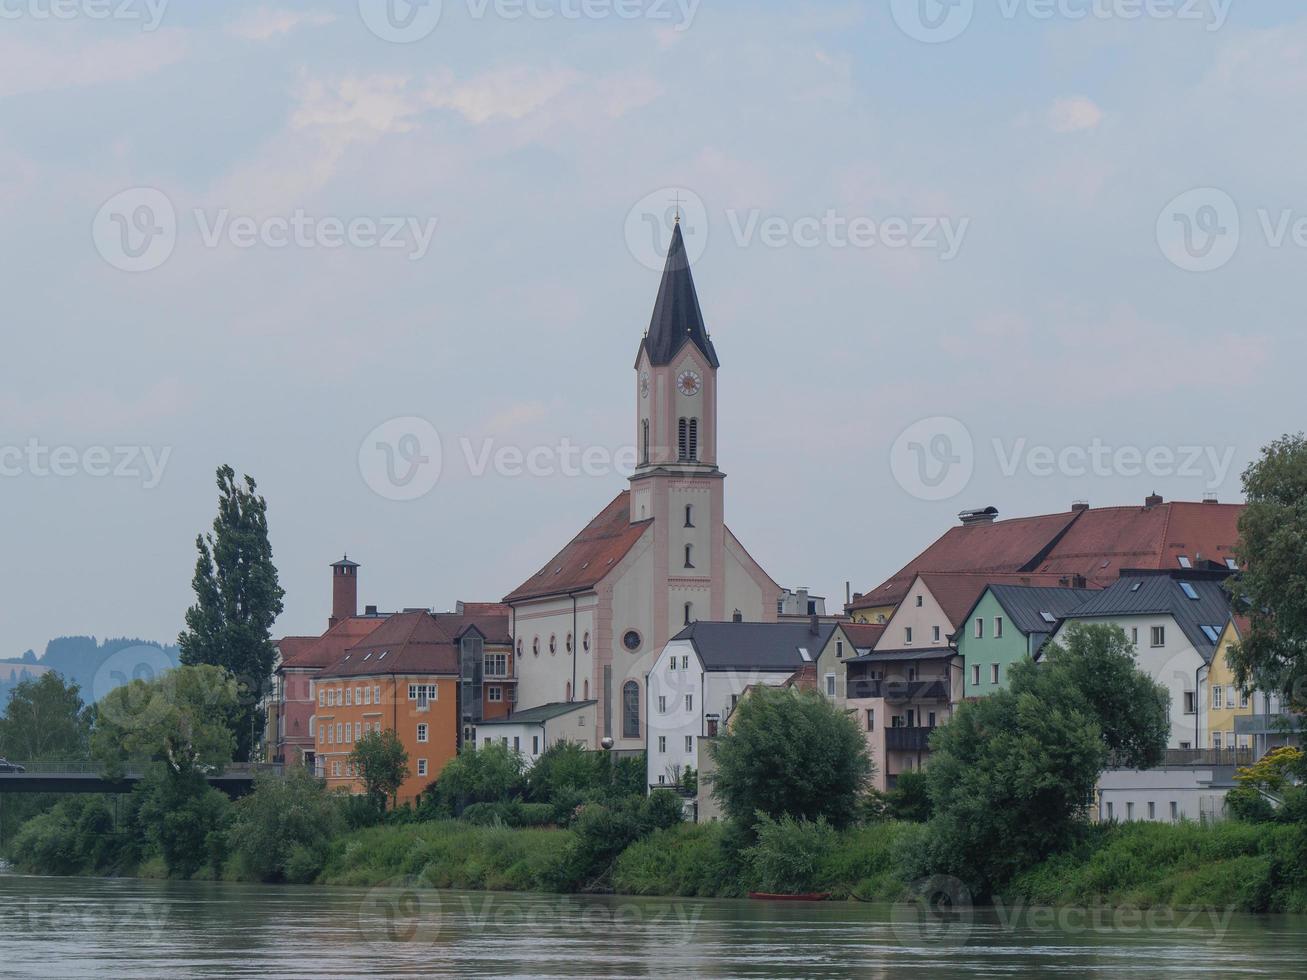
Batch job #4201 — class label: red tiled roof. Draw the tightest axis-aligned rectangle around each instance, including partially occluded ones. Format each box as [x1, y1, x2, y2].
[916, 571, 1079, 630]
[319, 610, 459, 679]
[280, 617, 386, 670]
[504, 491, 652, 603]
[851, 499, 1243, 613]
[841, 622, 886, 649]
[434, 608, 512, 645]
[275, 636, 318, 663]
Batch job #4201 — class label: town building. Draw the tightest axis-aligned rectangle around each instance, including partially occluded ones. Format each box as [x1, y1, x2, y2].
[474, 700, 598, 765]
[1050, 570, 1232, 751]
[1213, 617, 1303, 757]
[504, 221, 781, 754]
[777, 587, 828, 619]
[848, 496, 1242, 624]
[954, 583, 1096, 697]
[644, 619, 834, 791]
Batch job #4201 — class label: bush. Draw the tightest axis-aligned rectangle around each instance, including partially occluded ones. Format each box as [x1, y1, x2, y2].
[640, 789, 685, 832]
[227, 768, 343, 883]
[5, 797, 128, 876]
[879, 771, 933, 823]
[424, 743, 527, 818]
[614, 822, 740, 897]
[134, 768, 232, 879]
[743, 813, 838, 894]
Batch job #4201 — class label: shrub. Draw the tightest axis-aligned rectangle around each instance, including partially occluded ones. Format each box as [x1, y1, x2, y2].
[614, 822, 740, 897]
[743, 813, 838, 894]
[424, 743, 526, 818]
[227, 768, 343, 883]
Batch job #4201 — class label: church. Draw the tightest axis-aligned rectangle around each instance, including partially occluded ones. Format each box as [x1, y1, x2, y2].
[503, 220, 782, 752]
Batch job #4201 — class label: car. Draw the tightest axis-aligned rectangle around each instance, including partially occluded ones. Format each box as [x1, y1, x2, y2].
[0, 759, 26, 773]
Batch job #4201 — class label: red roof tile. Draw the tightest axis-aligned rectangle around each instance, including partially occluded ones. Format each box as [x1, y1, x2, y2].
[916, 571, 1078, 630]
[319, 611, 459, 679]
[280, 617, 386, 670]
[504, 491, 652, 603]
[841, 622, 886, 649]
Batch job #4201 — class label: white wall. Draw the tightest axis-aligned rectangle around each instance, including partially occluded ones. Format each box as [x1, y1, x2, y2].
[875, 578, 952, 651]
[1097, 768, 1229, 824]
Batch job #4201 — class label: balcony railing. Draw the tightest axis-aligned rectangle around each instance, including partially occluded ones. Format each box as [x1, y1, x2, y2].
[1234, 714, 1304, 736]
[847, 679, 950, 703]
[885, 727, 934, 752]
[1107, 748, 1254, 768]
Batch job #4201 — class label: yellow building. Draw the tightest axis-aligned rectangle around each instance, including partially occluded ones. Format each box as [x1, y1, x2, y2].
[1208, 617, 1254, 753]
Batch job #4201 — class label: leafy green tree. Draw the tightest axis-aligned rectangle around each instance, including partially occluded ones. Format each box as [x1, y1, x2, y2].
[134, 766, 232, 878]
[91, 664, 239, 777]
[0, 672, 89, 761]
[709, 686, 871, 829]
[178, 465, 285, 761]
[744, 813, 837, 894]
[1228, 433, 1307, 712]
[228, 768, 343, 882]
[917, 625, 1169, 897]
[424, 742, 526, 817]
[878, 769, 933, 823]
[349, 729, 409, 812]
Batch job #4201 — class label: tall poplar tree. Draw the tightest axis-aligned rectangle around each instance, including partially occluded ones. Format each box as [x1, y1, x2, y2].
[179, 465, 285, 761]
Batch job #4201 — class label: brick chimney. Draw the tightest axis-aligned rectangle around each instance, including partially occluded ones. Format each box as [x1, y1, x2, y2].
[1145, 492, 1163, 508]
[959, 506, 999, 526]
[329, 556, 359, 628]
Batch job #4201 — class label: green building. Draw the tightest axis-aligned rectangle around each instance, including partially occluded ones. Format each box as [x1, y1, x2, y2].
[956, 584, 1094, 698]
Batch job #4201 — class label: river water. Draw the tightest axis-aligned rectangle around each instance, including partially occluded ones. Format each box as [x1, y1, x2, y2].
[1, 873, 1305, 978]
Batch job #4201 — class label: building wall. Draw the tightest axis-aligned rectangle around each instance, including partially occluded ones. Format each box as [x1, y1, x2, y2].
[1055, 614, 1207, 750]
[512, 596, 600, 711]
[850, 603, 896, 626]
[875, 578, 952, 651]
[846, 654, 958, 793]
[1209, 622, 1254, 750]
[312, 673, 458, 804]
[275, 667, 319, 764]
[814, 626, 855, 702]
[955, 591, 1030, 697]
[1096, 768, 1230, 824]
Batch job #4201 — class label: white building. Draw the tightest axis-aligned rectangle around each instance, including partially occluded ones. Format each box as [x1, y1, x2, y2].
[1050, 573, 1230, 750]
[1097, 766, 1235, 824]
[474, 700, 597, 766]
[644, 620, 836, 790]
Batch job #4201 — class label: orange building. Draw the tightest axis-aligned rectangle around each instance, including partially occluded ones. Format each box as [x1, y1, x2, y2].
[312, 605, 515, 805]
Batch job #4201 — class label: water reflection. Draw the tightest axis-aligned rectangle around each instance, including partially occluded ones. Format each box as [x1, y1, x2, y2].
[1, 874, 1305, 978]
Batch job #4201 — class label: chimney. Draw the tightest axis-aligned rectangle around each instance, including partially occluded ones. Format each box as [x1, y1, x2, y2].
[732, 609, 743, 623]
[329, 556, 359, 628]
[958, 506, 999, 526]
[1145, 492, 1163, 508]
[1203, 493, 1219, 504]
[809, 613, 820, 636]
[1072, 573, 1087, 589]
[1071, 500, 1090, 512]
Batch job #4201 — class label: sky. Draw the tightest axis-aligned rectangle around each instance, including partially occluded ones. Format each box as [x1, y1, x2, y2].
[1, 0, 1304, 657]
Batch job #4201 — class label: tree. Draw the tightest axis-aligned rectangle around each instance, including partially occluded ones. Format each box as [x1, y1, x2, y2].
[349, 730, 409, 812]
[178, 465, 285, 761]
[709, 686, 871, 829]
[91, 664, 239, 777]
[424, 742, 525, 817]
[0, 672, 89, 761]
[1228, 433, 1307, 712]
[916, 626, 1170, 897]
[228, 768, 343, 882]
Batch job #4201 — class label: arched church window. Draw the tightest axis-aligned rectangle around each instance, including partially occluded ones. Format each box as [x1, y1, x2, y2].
[623, 681, 640, 738]
[584, 679, 589, 700]
[684, 602, 693, 626]
[583, 631, 591, 652]
[677, 418, 688, 460]
[684, 504, 694, 527]
[566, 632, 573, 653]
[642, 419, 650, 465]
[566, 682, 572, 702]
[532, 636, 539, 656]
[684, 544, 694, 569]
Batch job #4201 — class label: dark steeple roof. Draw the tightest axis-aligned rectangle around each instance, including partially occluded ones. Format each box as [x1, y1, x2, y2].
[639, 221, 719, 368]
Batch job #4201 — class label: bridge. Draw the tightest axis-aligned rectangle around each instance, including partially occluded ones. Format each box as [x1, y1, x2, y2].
[0, 762, 284, 797]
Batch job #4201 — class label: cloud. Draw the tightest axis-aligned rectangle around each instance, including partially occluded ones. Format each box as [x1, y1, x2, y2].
[424, 67, 583, 124]
[1047, 96, 1104, 134]
[0, 31, 188, 99]
[228, 8, 336, 42]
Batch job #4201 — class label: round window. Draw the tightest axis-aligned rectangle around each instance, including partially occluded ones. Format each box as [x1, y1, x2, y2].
[549, 634, 557, 655]
[583, 631, 591, 652]
[516, 638, 523, 657]
[532, 637, 540, 657]
[566, 632, 573, 653]
[622, 630, 641, 652]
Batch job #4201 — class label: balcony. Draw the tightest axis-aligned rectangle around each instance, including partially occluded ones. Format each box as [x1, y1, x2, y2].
[885, 727, 934, 752]
[1234, 714, 1303, 736]
[846, 679, 950, 703]
[1108, 748, 1253, 768]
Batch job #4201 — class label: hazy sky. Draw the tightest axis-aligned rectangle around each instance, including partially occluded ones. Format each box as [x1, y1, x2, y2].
[2, 1, 1303, 657]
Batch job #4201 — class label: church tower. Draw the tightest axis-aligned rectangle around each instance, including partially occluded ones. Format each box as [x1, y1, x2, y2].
[630, 220, 729, 629]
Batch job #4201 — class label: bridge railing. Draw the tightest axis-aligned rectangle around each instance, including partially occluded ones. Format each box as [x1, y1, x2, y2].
[0, 761, 284, 778]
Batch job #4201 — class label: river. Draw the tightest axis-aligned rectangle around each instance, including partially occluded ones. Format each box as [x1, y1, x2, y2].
[1, 873, 1305, 978]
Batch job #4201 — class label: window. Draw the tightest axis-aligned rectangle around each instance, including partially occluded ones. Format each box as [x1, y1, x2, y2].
[1184, 691, 1197, 715]
[549, 635, 556, 654]
[1131, 627, 1139, 645]
[566, 633, 573, 654]
[374, 685, 381, 705]
[1200, 624, 1221, 643]
[485, 653, 508, 677]
[417, 759, 428, 777]
[932, 625, 940, 643]
[516, 638, 523, 657]
[345, 688, 352, 706]
[915, 595, 923, 607]
[682, 655, 689, 669]
[685, 694, 693, 711]
[975, 618, 984, 639]
[318, 690, 325, 707]
[488, 687, 502, 702]
[1179, 582, 1199, 600]
[1126, 802, 1134, 820]
[658, 695, 666, 712]
[641, 419, 650, 464]
[684, 544, 694, 569]
[1106, 802, 1114, 820]
[335, 723, 342, 743]
[1151, 625, 1166, 647]
[685, 735, 693, 753]
[565, 682, 572, 702]
[363, 687, 372, 705]
[532, 736, 540, 755]
[684, 505, 694, 527]
[408, 684, 417, 701]
[1213, 686, 1223, 709]
[669, 657, 677, 671]
[825, 674, 836, 697]
[417, 724, 428, 743]
[907, 667, 917, 682]
[684, 601, 693, 625]
[990, 664, 999, 684]
[995, 617, 1003, 638]
[623, 630, 641, 652]
[533, 636, 540, 656]
[327, 725, 333, 745]
[332, 761, 341, 778]
[513, 737, 520, 752]
[865, 708, 875, 731]
[905, 627, 913, 644]
[707, 718, 719, 737]
[688, 418, 698, 460]
[623, 681, 640, 738]
[583, 632, 590, 652]
[1178, 555, 1192, 569]
[971, 664, 980, 686]
[658, 736, 666, 753]
[1239, 690, 1250, 709]
[1148, 802, 1156, 820]
[1213, 731, 1223, 749]
[836, 640, 844, 659]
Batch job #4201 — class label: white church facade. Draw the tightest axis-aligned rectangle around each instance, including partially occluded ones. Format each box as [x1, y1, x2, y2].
[503, 220, 781, 752]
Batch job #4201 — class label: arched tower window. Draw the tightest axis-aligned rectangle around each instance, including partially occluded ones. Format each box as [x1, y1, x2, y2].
[684, 602, 694, 625]
[684, 504, 694, 527]
[565, 681, 572, 702]
[677, 418, 688, 460]
[684, 544, 694, 569]
[641, 419, 650, 465]
[583, 679, 589, 700]
[622, 681, 640, 738]
[688, 418, 698, 461]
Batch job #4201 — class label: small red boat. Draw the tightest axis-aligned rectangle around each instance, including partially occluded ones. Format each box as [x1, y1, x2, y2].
[747, 892, 831, 902]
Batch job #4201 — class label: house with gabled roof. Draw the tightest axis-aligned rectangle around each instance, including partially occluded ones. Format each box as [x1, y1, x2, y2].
[504, 222, 781, 753]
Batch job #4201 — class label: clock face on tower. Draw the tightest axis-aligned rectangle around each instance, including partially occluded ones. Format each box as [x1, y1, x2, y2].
[677, 370, 702, 396]
[640, 373, 650, 398]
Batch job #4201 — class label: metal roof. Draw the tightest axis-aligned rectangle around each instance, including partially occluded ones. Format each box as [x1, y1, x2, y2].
[673, 620, 836, 671]
[477, 700, 596, 726]
[1066, 575, 1231, 662]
